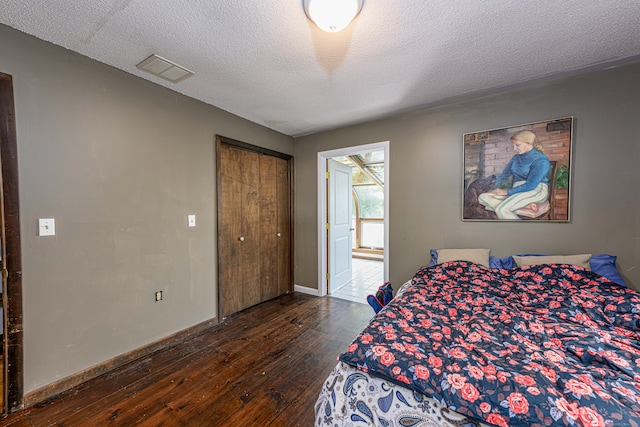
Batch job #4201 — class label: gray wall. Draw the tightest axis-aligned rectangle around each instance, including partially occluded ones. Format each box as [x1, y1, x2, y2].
[294, 61, 640, 293]
[0, 25, 294, 393]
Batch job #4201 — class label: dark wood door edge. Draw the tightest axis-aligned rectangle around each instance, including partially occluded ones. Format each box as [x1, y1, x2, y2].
[0, 72, 24, 413]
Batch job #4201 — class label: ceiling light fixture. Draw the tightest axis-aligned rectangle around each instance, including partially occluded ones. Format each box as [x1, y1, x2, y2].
[303, 0, 363, 33]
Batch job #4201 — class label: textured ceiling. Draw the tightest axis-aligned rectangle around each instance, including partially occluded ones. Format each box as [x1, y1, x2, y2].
[1, 1, 640, 137]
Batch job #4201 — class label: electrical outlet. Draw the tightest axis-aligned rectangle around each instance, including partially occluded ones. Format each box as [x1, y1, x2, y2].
[155, 291, 163, 302]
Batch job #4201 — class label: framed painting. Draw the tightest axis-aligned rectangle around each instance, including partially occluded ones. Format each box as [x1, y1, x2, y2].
[462, 117, 573, 222]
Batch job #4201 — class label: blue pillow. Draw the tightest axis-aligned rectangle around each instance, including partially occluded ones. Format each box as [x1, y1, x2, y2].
[590, 254, 627, 287]
[428, 249, 438, 267]
[489, 255, 517, 269]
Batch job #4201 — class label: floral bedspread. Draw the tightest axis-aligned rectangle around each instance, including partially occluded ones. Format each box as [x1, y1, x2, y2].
[339, 261, 640, 427]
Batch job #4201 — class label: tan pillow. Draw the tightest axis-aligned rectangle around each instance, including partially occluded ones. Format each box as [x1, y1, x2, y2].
[512, 254, 592, 270]
[437, 248, 490, 267]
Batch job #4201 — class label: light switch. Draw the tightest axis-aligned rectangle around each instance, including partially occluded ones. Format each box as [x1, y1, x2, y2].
[39, 218, 56, 236]
[188, 215, 196, 227]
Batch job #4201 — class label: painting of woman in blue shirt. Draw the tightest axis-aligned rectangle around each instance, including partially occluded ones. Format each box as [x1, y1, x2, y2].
[478, 130, 550, 220]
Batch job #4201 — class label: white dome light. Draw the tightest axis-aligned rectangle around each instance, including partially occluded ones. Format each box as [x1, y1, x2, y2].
[303, 0, 363, 33]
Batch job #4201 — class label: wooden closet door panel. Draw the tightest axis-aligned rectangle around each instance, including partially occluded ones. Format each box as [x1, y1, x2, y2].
[260, 155, 279, 301]
[276, 157, 291, 295]
[240, 149, 262, 309]
[218, 137, 292, 318]
[219, 144, 244, 317]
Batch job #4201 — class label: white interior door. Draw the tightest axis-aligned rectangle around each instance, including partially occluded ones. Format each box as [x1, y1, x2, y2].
[328, 159, 352, 293]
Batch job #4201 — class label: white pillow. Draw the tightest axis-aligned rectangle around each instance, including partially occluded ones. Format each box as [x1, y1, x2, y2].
[512, 254, 592, 270]
[437, 248, 490, 267]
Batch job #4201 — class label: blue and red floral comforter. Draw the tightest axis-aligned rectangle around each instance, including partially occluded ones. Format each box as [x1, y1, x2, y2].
[339, 261, 640, 427]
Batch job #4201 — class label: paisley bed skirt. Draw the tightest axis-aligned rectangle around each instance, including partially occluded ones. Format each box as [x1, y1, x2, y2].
[314, 361, 491, 427]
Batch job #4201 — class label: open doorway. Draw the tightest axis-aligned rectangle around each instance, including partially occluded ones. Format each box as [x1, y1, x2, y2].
[317, 141, 389, 302]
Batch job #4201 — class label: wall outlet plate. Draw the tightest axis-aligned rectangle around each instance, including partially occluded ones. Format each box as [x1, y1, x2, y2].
[188, 214, 196, 227]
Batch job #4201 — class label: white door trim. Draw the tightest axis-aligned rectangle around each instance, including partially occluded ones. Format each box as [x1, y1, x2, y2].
[317, 141, 389, 296]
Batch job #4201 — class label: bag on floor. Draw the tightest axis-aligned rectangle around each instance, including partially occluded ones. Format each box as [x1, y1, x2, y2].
[367, 281, 393, 313]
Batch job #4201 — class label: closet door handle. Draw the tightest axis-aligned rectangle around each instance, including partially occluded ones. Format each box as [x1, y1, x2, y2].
[239, 236, 245, 242]
[277, 233, 281, 237]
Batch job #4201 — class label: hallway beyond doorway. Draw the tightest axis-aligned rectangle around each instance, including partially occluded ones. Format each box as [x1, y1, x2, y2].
[330, 258, 383, 304]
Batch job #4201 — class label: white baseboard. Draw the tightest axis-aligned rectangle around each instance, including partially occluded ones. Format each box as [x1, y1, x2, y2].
[294, 284, 320, 296]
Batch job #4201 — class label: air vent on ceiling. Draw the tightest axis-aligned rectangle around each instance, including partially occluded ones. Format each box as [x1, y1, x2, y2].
[136, 54, 194, 83]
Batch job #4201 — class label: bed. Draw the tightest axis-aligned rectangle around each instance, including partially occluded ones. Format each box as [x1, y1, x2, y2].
[315, 253, 640, 427]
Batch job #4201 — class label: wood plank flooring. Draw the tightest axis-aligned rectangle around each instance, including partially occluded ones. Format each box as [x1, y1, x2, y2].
[0, 293, 374, 426]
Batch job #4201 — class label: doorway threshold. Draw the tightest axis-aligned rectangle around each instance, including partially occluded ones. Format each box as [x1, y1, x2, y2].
[330, 258, 384, 304]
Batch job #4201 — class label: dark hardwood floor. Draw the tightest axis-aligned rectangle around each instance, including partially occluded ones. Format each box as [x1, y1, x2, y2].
[0, 293, 374, 426]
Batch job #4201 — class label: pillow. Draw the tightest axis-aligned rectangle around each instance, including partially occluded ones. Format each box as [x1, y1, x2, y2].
[433, 252, 516, 269]
[589, 254, 627, 287]
[431, 250, 627, 286]
[512, 254, 592, 270]
[489, 255, 518, 269]
[495, 253, 627, 287]
[432, 248, 491, 267]
[428, 249, 438, 267]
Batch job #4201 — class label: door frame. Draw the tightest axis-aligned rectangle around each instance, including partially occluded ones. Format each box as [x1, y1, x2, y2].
[0, 72, 24, 413]
[317, 141, 389, 296]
